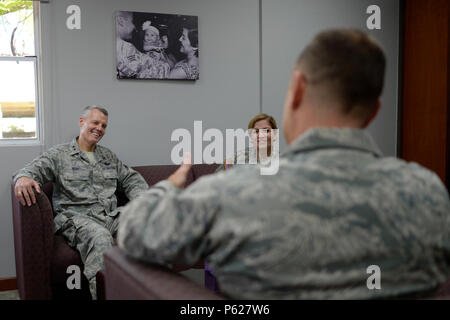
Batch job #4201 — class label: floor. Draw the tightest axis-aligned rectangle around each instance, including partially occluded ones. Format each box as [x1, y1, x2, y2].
[0, 290, 19, 300]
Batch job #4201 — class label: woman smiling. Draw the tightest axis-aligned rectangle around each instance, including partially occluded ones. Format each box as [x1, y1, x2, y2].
[169, 28, 199, 80]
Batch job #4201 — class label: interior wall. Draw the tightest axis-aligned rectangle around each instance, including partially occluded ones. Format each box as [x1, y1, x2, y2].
[261, 0, 400, 155]
[0, 0, 400, 285]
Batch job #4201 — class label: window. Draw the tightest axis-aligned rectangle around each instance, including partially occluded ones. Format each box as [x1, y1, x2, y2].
[0, 0, 40, 142]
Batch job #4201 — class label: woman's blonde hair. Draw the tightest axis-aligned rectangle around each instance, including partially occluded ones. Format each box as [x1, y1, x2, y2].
[247, 113, 278, 129]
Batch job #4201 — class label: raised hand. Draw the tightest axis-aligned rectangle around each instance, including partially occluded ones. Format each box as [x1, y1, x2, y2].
[167, 153, 192, 189]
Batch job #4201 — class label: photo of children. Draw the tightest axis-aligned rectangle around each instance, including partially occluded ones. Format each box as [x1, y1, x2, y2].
[115, 11, 199, 80]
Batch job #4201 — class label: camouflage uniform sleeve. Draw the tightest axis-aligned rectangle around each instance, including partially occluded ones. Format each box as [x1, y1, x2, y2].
[117, 41, 144, 78]
[115, 158, 149, 200]
[117, 179, 220, 267]
[12, 148, 58, 186]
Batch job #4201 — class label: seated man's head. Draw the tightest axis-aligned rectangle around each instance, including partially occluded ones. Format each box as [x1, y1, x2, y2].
[78, 106, 108, 149]
[282, 29, 386, 144]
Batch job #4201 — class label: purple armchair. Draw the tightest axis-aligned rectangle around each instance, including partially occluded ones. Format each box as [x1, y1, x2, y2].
[11, 163, 219, 300]
[104, 246, 225, 300]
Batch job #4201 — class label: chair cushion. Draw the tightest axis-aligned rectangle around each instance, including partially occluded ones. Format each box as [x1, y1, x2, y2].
[133, 165, 194, 187]
[50, 235, 84, 285]
[42, 183, 53, 202]
[192, 164, 220, 181]
[96, 270, 106, 300]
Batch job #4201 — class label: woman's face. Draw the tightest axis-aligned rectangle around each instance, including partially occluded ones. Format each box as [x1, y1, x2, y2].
[179, 28, 192, 54]
[251, 119, 274, 151]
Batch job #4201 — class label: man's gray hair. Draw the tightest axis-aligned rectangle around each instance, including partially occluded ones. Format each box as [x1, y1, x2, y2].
[81, 105, 108, 118]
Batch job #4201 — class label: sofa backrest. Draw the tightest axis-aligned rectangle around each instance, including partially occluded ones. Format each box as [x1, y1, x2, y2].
[40, 163, 219, 211]
[191, 164, 220, 180]
[133, 165, 195, 187]
[133, 164, 220, 187]
[119, 164, 219, 206]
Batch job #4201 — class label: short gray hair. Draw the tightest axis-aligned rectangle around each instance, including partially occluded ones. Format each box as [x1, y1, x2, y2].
[81, 105, 108, 118]
[297, 29, 385, 116]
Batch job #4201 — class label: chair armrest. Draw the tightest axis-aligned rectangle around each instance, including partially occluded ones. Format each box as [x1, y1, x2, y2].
[433, 278, 450, 299]
[172, 259, 205, 272]
[11, 186, 54, 299]
[104, 247, 225, 300]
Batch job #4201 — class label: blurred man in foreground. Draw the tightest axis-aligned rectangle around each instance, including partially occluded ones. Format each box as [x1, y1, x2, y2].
[118, 29, 450, 299]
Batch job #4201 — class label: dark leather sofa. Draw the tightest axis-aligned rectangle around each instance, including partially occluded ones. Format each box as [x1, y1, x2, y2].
[11, 163, 219, 300]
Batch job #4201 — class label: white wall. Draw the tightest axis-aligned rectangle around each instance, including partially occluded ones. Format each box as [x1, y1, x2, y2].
[0, 0, 399, 285]
[262, 0, 400, 154]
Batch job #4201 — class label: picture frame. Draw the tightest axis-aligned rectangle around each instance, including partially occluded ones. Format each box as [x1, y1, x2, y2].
[115, 11, 199, 80]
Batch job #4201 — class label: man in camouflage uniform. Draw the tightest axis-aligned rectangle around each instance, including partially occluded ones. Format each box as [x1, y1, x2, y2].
[118, 29, 450, 299]
[13, 106, 148, 299]
[116, 11, 143, 78]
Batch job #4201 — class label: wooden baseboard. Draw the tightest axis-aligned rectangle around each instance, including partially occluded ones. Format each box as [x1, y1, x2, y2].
[0, 278, 17, 291]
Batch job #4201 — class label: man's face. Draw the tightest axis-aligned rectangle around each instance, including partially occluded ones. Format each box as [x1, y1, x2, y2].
[79, 109, 108, 146]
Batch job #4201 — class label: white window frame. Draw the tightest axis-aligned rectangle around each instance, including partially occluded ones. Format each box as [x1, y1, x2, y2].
[0, 1, 43, 146]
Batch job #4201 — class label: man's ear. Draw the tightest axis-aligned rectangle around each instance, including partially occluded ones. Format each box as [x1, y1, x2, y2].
[362, 99, 381, 128]
[79, 117, 84, 128]
[291, 70, 306, 111]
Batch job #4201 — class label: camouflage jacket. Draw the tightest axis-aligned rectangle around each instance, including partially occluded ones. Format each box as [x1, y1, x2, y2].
[13, 138, 148, 233]
[118, 128, 450, 299]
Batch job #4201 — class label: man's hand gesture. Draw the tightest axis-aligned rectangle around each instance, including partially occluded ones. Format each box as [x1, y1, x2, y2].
[168, 153, 192, 189]
[14, 177, 41, 207]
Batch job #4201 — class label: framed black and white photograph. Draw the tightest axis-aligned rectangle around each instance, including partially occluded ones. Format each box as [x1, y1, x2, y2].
[115, 11, 199, 80]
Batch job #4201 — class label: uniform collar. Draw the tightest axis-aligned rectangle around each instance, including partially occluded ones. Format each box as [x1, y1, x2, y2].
[69, 137, 109, 162]
[282, 127, 383, 158]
